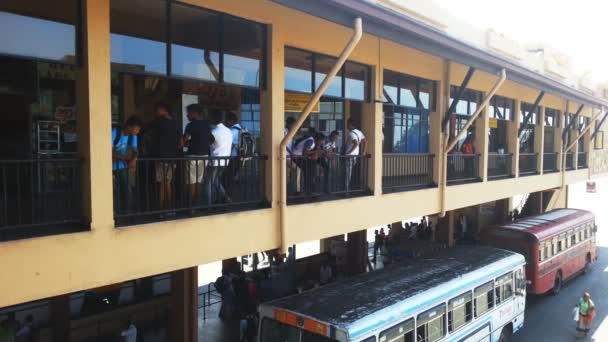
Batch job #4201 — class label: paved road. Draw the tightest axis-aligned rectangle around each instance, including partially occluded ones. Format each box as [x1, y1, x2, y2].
[517, 179, 608, 342]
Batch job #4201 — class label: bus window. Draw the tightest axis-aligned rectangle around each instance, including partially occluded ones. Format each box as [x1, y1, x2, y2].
[570, 234, 576, 247]
[495, 273, 513, 305]
[416, 304, 446, 342]
[538, 247, 543, 262]
[543, 242, 551, 260]
[557, 240, 563, 253]
[448, 292, 472, 332]
[474, 282, 494, 318]
[379, 318, 414, 342]
[302, 331, 338, 342]
[361, 337, 377, 342]
[261, 319, 300, 342]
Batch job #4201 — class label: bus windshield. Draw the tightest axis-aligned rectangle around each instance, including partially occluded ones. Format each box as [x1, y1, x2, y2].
[261, 319, 338, 342]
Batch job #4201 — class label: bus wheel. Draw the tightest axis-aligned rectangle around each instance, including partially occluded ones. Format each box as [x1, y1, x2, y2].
[552, 272, 562, 295]
[499, 326, 512, 342]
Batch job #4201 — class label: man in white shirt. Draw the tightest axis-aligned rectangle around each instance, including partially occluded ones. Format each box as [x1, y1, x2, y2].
[344, 119, 367, 192]
[120, 321, 137, 342]
[204, 111, 233, 205]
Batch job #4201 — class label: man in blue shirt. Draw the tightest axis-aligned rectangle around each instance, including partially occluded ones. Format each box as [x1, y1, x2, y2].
[112, 116, 142, 214]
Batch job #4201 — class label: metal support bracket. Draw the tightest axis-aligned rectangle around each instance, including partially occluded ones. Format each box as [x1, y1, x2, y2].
[518, 91, 545, 138]
[442, 67, 475, 131]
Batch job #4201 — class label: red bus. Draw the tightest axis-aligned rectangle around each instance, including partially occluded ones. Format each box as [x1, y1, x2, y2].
[480, 208, 597, 295]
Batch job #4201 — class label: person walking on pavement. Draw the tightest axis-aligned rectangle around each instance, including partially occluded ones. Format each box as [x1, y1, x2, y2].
[575, 292, 596, 338]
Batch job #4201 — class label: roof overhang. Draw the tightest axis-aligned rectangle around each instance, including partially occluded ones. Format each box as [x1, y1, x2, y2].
[272, 0, 608, 108]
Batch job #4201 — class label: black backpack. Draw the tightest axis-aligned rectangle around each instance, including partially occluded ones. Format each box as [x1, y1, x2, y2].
[236, 126, 256, 161]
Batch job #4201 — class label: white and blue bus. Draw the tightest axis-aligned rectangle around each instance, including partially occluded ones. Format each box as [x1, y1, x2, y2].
[259, 246, 526, 342]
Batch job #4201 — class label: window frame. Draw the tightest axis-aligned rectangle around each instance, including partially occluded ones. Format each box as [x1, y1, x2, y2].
[490, 95, 515, 121]
[379, 318, 414, 342]
[285, 46, 371, 102]
[0, 0, 83, 66]
[495, 272, 514, 306]
[447, 291, 473, 333]
[474, 281, 495, 318]
[416, 304, 446, 342]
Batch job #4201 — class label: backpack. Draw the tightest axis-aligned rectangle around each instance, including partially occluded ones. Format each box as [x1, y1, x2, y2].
[112, 125, 134, 150]
[238, 127, 256, 160]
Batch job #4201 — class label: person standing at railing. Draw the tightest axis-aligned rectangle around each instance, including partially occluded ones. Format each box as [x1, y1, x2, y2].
[320, 131, 340, 193]
[225, 112, 243, 198]
[292, 132, 326, 194]
[150, 102, 181, 213]
[284, 117, 300, 193]
[344, 119, 367, 193]
[461, 135, 475, 177]
[119, 319, 137, 342]
[182, 104, 212, 209]
[112, 116, 142, 214]
[204, 111, 233, 206]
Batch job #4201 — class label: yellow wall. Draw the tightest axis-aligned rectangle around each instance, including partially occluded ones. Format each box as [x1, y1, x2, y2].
[0, 0, 605, 308]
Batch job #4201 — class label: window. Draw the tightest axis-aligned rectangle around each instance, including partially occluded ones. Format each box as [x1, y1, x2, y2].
[450, 87, 481, 116]
[222, 15, 265, 87]
[315, 55, 342, 98]
[557, 240, 563, 253]
[545, 108, 560, 127]
[111, 0, 166, 74]
[474, 282, 495, 317]
[490, 95, 515, 121]
[383, 107, 429, 153]
[261, 319, 300, 342]
[285, 47, 370, 101]
[448, 292, 473, 332]
[495, 273, 513, 305]
[0, 0, 79, 63]
[380, 318, 414, 342]
[361, 337, 377, 342]
[384, 70, 436, 110]
[170, 3, 220, 81]
[416, 305, 446, 342]
[520, 103, 539, 125]
[595, 131, 604, 150]
[539, 247, 543, 262]
[570, 234, 576, 247]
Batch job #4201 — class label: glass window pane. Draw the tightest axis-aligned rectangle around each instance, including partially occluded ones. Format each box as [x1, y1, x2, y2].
[419, 79, 434, 110]
[399, 77, 417, 108]
[285, 48, 312, 93]
[344, 62, 368, 100]
[315, 55, 342, 97]
[223, 15, 264, 87]
[383, 70, 400, 103]
[111, 0, 166, 74]
[171, 4, 220, 81]
[1, 0, 77, 62]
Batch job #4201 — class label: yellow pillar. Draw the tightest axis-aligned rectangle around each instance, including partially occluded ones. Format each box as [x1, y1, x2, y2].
[78, 0, 114, 230]
[362, 60, 382, 195]
[509, 100, 521, 177]
[554, 108, 565, 171]
[536, 106, 545, 174]
[475, 94, 489, 181]
[431, 60, 449, 185]
[170, 267, 198, 342]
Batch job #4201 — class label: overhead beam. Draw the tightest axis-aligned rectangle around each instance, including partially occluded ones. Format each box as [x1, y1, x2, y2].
[517, 91, 545, 138]
[442, 67, 475, 131]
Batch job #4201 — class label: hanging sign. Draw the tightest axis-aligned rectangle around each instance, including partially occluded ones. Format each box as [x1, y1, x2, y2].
[285, 92, 320, 113]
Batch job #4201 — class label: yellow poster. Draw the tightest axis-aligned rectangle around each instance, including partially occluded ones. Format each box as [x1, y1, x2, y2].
[285, 92, 320, 113]
[489, 118, 498, 129]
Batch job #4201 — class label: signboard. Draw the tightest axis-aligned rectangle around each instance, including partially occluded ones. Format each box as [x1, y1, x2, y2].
[182, 83, 241, 111]
[489, 118, 498, 129]
[285, 92, 320, 113]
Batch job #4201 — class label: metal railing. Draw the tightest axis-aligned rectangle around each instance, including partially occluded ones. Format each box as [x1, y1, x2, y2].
[577, 152, 588, 169]
[113, 156, 266, 225]
[487, 153, 512, 180]
[287, 154, 370, 204]
[518, 153, 538, 176]
[543, 152, 559, 173]
[447, 154, 480, 184]
[382, 153, 435, 193]
[565, 152, 575, 170]
[198, 283, 222, 321]
[0, 158, 82, 240]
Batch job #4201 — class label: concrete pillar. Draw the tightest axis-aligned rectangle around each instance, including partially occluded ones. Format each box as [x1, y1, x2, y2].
[494, 198, 511, 224]
[536, 107, 545, 174]
[431, 60, 449, 185]
[170, 267, 198, 342]
[509, 100, 521, 177]
[50, 295, 71, 342]
[555, 108, 565, 170]
[260, 24, 283, 207]
[346, 230, 368, 275]
[78, 0, 114, 230]
[572, 130, 580, 169]
[475, 95, 489, 181]
[362, 61, 382, 195]
[436, 211, 455, 247]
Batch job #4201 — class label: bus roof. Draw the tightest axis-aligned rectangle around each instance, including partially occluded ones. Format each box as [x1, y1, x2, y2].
[491, 209, 594, 241]
[260, 246, 524, 339]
